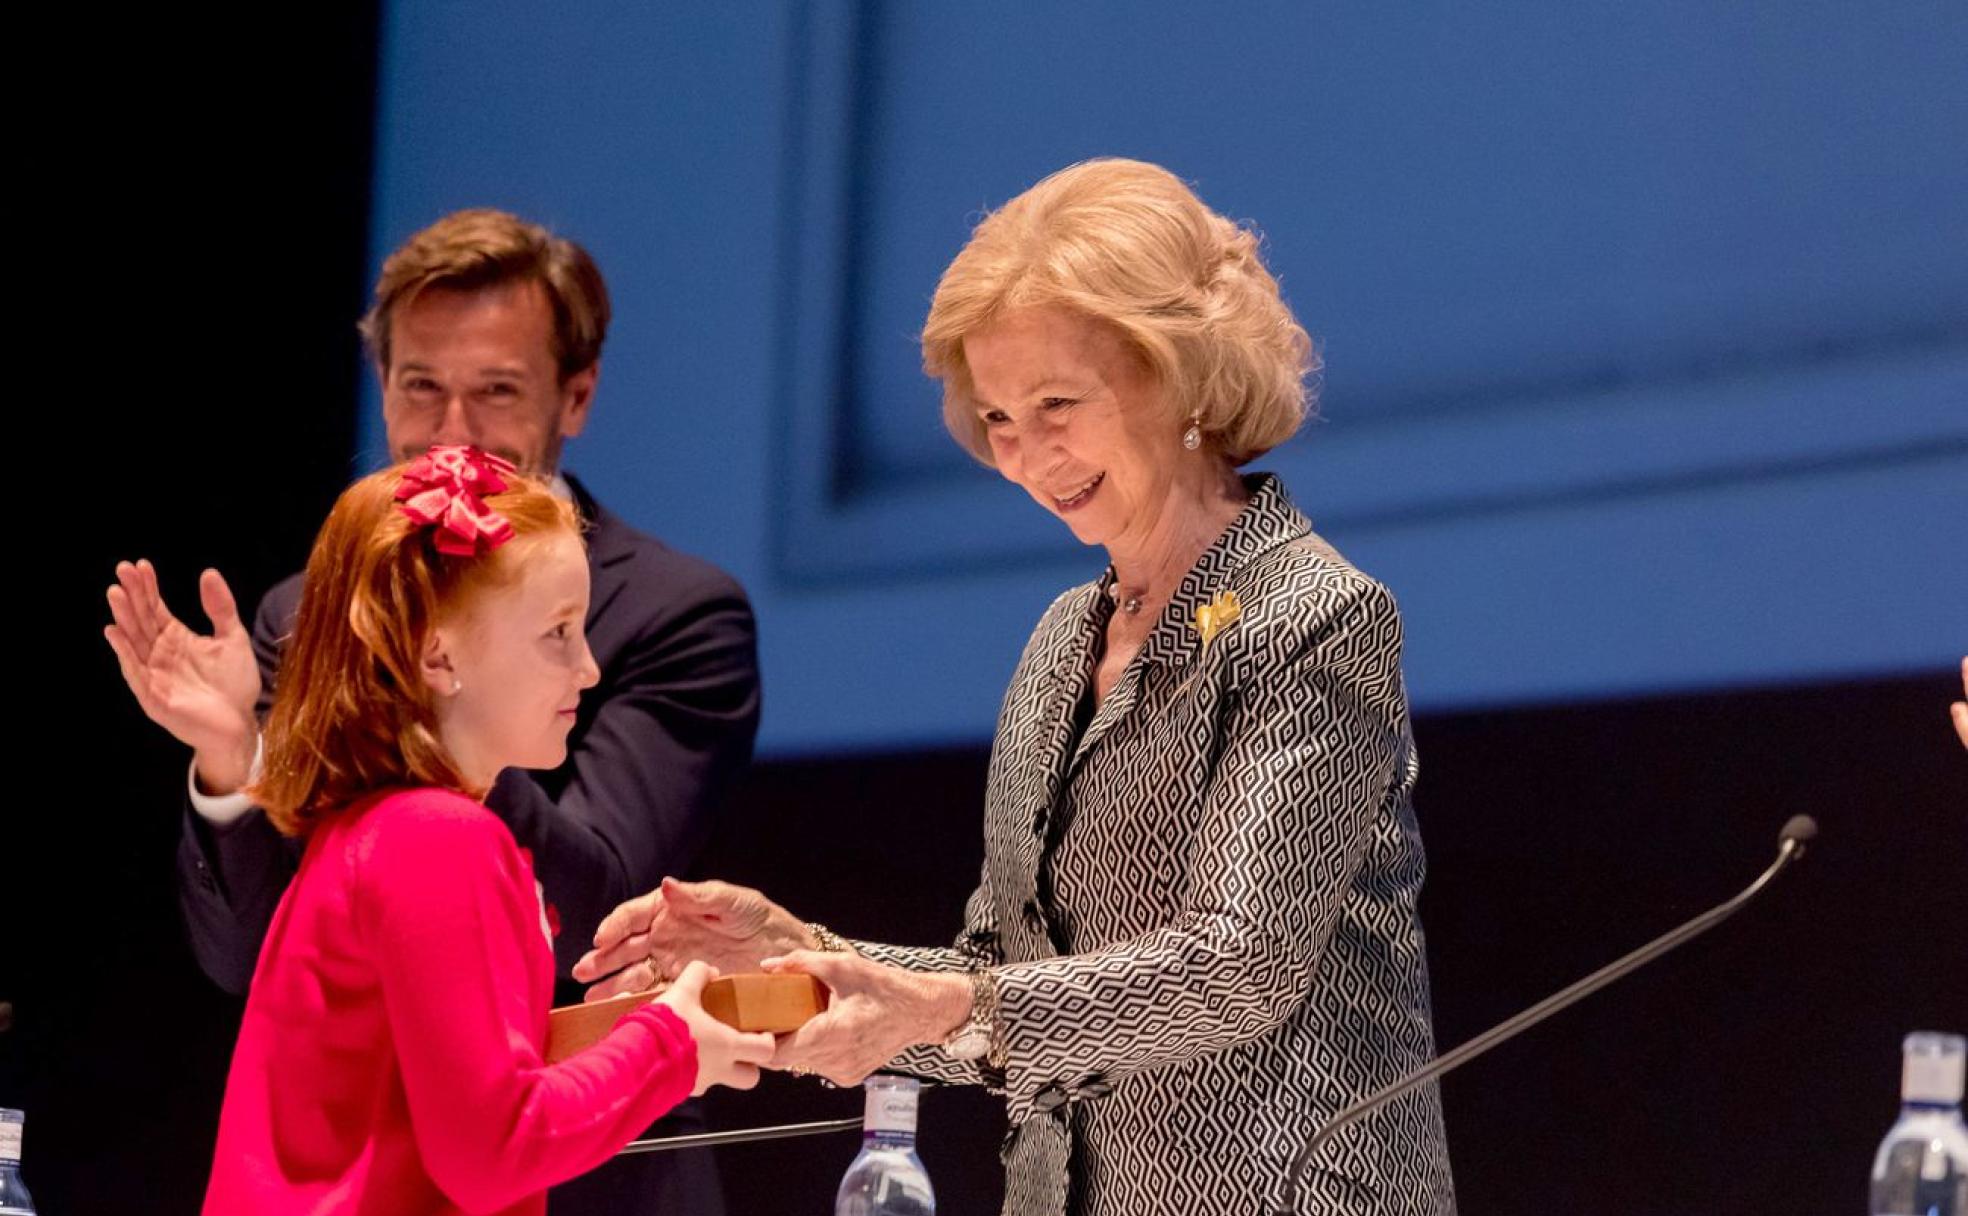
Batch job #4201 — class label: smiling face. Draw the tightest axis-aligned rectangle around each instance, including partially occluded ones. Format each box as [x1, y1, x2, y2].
[424, 530, 599, 790]
[963, 305, 1202, 552]
[380, 279, 596, 475]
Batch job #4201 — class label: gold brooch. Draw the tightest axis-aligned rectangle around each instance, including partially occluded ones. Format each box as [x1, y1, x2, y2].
[1191, 590, 1242, 659]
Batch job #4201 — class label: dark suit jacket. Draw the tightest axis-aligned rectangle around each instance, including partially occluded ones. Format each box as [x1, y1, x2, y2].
[174, 473, 759, 1213]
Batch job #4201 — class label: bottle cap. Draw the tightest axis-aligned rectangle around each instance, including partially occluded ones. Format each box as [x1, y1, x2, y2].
[1901, 1031, 1966, 1104]
[863, 1075, 920, 1135]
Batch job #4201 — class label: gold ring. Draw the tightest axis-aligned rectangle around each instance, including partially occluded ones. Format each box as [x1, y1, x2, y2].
[788, 1065, 811, 1078]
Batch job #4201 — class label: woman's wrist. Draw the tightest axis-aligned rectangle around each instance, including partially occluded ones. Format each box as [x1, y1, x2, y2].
[916, 971, 975, 1046]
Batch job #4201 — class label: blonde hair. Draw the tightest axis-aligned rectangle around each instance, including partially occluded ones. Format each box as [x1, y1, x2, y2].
[359, 208, 610, 381]
[922, 158, 1317, 467]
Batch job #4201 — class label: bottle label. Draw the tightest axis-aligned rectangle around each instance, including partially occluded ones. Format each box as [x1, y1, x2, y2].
[864, 1085, 919, 1135]
[0, 1110, 19, 1165]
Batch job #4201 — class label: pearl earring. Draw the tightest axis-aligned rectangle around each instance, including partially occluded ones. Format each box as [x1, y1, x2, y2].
[450, 676, 463, 695]
[1181, 417, 1202, 451]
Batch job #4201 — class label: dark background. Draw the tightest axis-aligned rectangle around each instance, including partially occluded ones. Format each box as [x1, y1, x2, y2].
[14, 9, 1963, 1215]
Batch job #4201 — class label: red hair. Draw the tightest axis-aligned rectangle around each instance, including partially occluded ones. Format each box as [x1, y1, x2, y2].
[251, 460, 580, 835]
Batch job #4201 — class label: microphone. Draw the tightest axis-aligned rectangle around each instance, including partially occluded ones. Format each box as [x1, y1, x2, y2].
[1275, 815, 1818, 1214]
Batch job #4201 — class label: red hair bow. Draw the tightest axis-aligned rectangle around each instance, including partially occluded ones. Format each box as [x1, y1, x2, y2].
[395, 445, 519, 557]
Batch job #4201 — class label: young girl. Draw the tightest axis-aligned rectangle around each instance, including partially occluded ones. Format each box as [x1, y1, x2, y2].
[200, 446, 773, 1214]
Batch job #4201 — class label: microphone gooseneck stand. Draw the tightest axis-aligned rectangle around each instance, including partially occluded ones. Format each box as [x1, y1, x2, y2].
[1275, 815, 1819, 1215]
[617, 1115, 864, 1156]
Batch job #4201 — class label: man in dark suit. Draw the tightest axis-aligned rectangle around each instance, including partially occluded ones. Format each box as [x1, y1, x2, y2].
[103, 209, 758, 1214]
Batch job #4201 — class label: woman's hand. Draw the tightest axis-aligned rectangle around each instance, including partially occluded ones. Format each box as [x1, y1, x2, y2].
[656, 961, 777, 1097]
[761, 952, 972, 1087]
[574, 877, 811, 1001]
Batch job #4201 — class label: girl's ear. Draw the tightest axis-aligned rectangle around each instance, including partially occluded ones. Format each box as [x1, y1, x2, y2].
[420, 625, 460, 697]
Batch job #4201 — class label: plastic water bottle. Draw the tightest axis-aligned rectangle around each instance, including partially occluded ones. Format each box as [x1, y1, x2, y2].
[1870, 1031, 1968, 1216]
[0, 1110, 35, 1215]
[835, 1075, 934, 1216]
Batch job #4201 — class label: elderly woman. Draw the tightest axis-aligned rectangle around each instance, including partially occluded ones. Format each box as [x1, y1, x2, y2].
[578, 158, 1455, 1214]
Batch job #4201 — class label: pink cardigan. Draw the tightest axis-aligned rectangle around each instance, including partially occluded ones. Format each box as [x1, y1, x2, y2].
[203, 787, 695, 1215]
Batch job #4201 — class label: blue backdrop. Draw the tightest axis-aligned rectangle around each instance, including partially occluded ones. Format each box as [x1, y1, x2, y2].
[362, 1, 1967, 755]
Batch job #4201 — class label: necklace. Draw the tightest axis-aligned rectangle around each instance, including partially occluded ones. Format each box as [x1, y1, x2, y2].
[1107, 583, 1146, 615]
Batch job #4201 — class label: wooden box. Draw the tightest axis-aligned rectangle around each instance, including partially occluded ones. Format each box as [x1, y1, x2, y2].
[699, 973, 828, 1034]
[543, 974, 828, 1062]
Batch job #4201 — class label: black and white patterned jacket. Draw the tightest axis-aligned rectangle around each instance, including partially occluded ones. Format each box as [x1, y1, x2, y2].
[860, 474, 1455, 1215]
